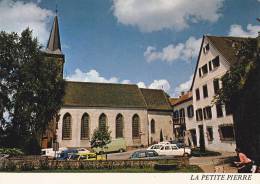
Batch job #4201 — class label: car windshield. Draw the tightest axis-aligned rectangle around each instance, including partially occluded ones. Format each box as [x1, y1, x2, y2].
[171, 146, 178, 149]
[153, 145, 161, 149]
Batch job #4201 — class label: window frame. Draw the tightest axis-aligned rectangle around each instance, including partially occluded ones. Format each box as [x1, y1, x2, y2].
[62, 113, 72, 140]
[203, 84, 208, 98]
[150, 119, 155, 134]
[196, 88, 200, 101]
[115, 114, 124, 138]
[80, 113, 90, 140]
[132, 114, 140, 139]
[99, 113, 107, 131]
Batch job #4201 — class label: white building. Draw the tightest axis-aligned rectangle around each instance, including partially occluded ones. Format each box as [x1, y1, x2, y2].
[187, 35, 252, 152]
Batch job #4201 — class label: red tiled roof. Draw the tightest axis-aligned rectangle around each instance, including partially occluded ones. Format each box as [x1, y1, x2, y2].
[169, 92, 192, 106]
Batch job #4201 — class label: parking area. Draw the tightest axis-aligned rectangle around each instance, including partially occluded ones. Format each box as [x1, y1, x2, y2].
[107, 148, 146, 160]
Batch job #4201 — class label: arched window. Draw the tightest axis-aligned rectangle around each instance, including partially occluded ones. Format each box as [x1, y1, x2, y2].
[62, 113, 72, 140]
[81, 113, 89, 140]
[99, 113, 107, 131]
[132, 114, 140, 139]
[116, 114, 124, 138]
[151, 119, 155, 134]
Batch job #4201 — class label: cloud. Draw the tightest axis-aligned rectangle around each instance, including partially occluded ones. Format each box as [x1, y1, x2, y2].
[137, 82, 146, 88]
[149, 80, 171, 91]
[112, 0, 224, 32]
[228, 24, 260, 37]
[144, 37, 202, 63]
[0, 0, 53, 44]
[66, 69, 119, 83]
[66, 68, 171, 92]
[174, 75, 193, 96]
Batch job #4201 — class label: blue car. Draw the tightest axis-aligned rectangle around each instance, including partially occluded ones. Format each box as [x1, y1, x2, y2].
[57, 149, 78, 160]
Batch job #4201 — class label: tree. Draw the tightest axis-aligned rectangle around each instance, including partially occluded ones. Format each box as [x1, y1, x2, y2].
[160, 129, 164, 142]
[214, 38, 260, 163]
[90, 126, 111, 154]
[0, 29, 65, 154]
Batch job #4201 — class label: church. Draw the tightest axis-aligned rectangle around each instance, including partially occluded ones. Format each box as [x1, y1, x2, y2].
[41, 15, 174, 149]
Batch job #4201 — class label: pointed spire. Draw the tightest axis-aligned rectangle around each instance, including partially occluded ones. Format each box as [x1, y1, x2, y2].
[46, 15, 62, 55]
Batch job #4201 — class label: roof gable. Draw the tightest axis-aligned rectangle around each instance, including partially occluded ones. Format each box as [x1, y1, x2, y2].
[190, 35, 253, 90]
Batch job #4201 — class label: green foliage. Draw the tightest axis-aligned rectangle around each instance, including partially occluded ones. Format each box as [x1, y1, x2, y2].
[0, 148, 24, 156]
[90, 126, 111, 149]
[0, 28, 65, 154]
[160, 129, 163, 142]
[214, 38, 260, 163]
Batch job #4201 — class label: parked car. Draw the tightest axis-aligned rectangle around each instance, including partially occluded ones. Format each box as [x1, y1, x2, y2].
[156, 144, 191, 156]
[129, 150, 161, 160]
[158, 141, 171, 145]
[77, 152, 106, 161]
[77, 148, 90, 154]
[147, 144, 163, 151]
[57, 149, 78, 160]
[41, 147, 68, 158]
[93, 138, 127, 154]
[169, 139, 186, 148]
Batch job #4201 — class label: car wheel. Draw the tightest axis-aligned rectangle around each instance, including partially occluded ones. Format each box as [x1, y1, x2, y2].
[183, 153, 189, 157]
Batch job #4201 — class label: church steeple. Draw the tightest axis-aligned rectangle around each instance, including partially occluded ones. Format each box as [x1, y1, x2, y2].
[45, 14, 65, 77]
[46, 15, 62, 55]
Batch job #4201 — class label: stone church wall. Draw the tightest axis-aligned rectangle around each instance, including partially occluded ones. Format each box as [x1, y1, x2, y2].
[147, 111, 174, 144]
[56, 107, 148, 148]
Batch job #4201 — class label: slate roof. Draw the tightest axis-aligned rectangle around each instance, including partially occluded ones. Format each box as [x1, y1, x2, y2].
[207, 36, 252, 65]
[140, 88, 172, 111]
[45, 16, 63, 55]
[63, 81, 147, 108]
[63, 81, 172, 111]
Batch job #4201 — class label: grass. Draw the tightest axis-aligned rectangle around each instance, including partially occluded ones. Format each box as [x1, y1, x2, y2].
[7, 165, 203, 173]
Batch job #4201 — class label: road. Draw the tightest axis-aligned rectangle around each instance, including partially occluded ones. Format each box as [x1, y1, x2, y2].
[107, 148, 146, 160]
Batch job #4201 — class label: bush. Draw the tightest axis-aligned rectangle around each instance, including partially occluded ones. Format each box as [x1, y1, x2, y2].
[0, 148, 24, 157]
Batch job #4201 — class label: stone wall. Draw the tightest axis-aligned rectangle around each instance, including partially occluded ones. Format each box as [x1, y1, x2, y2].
[57, 107, 148, 148]
[0, 157, 189, 171]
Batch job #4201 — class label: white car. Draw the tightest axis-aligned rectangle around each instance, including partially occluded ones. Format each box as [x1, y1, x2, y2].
[77, 148, 90, 154]
[41, 147, 68, 157]
[157, 144, 191, 156]
[158, 141, 171, 145]
[147, 144, 163, 151]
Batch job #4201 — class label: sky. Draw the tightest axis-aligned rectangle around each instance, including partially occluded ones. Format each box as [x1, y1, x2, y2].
[0, 0, 260, 97]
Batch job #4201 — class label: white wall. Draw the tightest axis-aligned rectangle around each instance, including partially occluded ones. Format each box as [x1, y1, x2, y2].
[57, 107, 148, 148]
[147, 112, 174, 144]
[191, 36, 236, 152]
